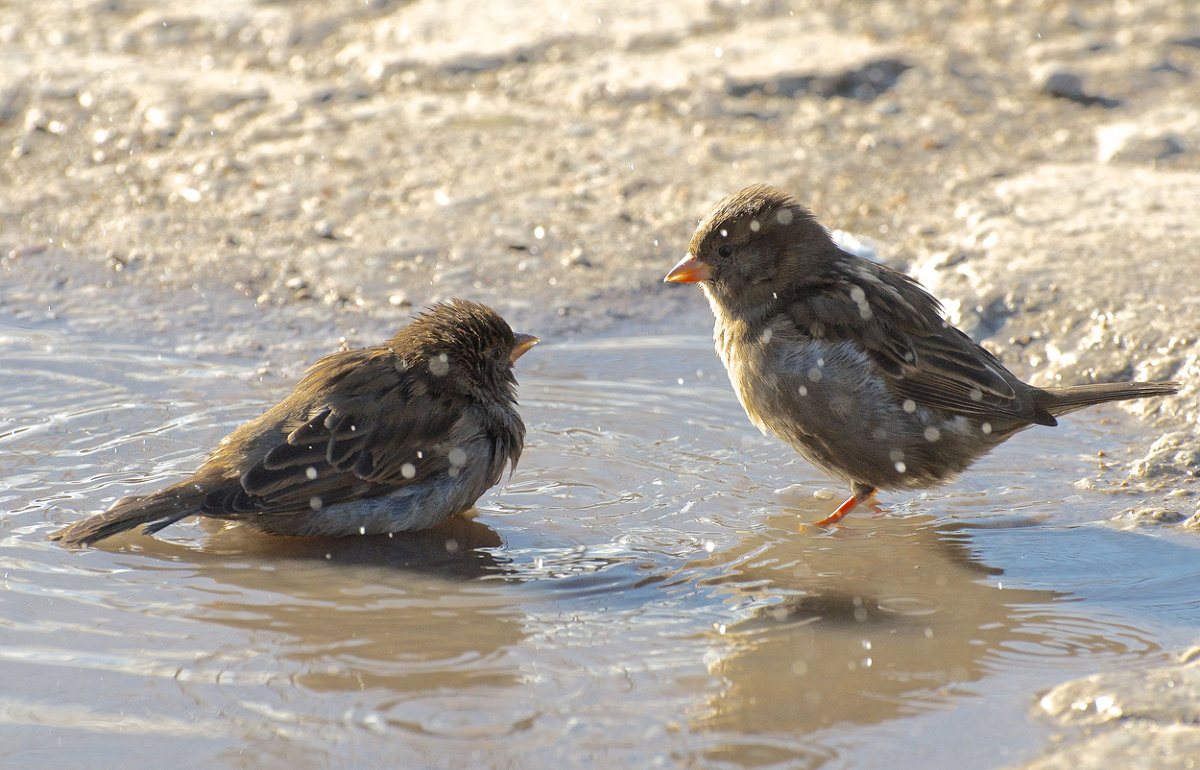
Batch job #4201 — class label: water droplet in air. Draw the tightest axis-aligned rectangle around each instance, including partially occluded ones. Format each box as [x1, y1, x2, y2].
[902, 399, 917, 413]
[309, 496, 323, 510]
[305, 466, 318, 480]
[924, 426, 941, 442]
[428, 352, 450, 376]
[401, 462, 416, 479]
[981, 422, 993, 435]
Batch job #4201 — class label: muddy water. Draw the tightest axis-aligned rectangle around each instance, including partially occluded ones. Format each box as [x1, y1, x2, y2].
[3, 319, 1199, 768]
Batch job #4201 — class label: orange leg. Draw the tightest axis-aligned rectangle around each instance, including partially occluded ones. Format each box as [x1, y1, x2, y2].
[813, 489, 877, 527]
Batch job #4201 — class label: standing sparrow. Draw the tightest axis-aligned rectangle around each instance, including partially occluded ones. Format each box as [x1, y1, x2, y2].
[665, 184, 1178, 525]
[51, 299, 538, 545]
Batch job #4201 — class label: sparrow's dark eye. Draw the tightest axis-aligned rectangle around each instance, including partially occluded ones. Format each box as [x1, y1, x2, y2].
[717, 244, 734, 259]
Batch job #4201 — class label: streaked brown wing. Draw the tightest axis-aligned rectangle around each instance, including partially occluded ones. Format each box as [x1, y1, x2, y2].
[782, 259, 1052, 425]
[198, 348, 466, 518]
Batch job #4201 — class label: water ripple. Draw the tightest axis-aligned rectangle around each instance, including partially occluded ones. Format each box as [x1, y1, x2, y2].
[3, 324, 1200, 766]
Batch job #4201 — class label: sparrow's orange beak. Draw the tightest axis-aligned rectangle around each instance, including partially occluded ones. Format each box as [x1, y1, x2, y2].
[664, 254, 712, 283]
[510, 333, 539, 363]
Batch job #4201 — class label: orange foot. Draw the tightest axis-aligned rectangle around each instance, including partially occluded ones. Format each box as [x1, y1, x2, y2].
[813, 490, 878, 527]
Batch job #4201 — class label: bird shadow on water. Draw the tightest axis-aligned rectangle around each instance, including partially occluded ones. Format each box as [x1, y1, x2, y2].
[45, 513, 540, 707]
[651, 474, 1200, 767]
[647, 506, 1069, 765]
[84, 512, 514, 580]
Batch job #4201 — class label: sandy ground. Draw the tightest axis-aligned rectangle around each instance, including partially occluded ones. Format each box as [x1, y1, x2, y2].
[2, 0, 1199, 765]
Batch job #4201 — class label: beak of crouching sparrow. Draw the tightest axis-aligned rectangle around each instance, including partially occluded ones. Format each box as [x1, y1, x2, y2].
[510, 333, 539, 362]
[664, 253, 712, 283]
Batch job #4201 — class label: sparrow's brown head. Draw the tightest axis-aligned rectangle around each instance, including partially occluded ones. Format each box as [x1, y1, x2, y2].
[665, 184, 838, 308]
[393, 299, 537, 402]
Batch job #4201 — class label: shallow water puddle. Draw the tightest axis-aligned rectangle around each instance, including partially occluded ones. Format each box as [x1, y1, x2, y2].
[2, 318, 1198, 767]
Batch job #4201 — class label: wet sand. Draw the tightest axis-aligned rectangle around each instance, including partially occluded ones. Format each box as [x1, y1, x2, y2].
[3, 1, 1200, 766]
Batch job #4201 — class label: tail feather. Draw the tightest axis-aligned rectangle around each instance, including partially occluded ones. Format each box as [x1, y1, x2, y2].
[50, 492, 194, 547]
[1041, 380, 1180, 418]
